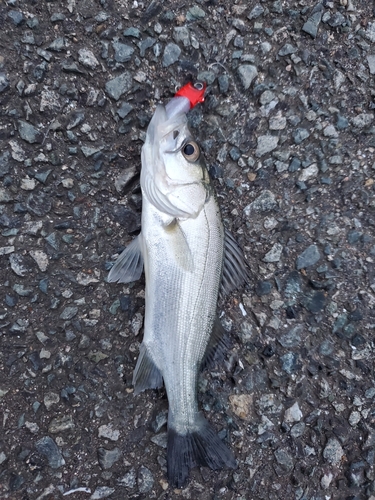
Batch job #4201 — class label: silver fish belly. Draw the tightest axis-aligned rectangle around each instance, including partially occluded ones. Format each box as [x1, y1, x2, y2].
[108, 101, 246, 487]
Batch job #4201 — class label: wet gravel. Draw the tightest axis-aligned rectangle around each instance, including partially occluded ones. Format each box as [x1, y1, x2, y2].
[1, 1, 375, 499]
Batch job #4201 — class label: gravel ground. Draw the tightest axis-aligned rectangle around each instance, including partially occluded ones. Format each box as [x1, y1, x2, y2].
[1, 0, 375, 499]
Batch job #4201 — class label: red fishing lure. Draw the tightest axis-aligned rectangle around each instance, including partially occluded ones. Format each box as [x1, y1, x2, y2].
[174, 81, 207, 109]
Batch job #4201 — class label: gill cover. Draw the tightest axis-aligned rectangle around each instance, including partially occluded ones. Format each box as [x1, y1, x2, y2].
[141, 105, 209, 219]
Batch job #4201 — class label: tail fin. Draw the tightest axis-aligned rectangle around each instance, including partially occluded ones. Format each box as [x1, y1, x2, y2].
[167, 413, 236, 488]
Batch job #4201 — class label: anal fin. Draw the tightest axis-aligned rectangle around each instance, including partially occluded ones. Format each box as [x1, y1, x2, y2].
[108, 234, 143, 284]
[133, 343, 163, 395]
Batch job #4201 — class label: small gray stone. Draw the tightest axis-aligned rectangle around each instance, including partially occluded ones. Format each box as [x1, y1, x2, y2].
[328, 12, 346, 28]
[367, 54, 375, 75]
[284, 402, 303, 423]
[187, 5, 206, 20]
[263, 243, 283, 263]
[18, 121, 43, 144]
[8, 10, 24, 25]
[274, 448, 294, 472]
[260, 41, 272, 54]
[9, 254, 29, 277]
[0, 188, 13, 203]
[44, 392, 59, 410]
[117, 469, 136, 488]
[269, 113, 286, 130]
[238, 64, 258, 89]
[78, 48, 99, 70]
[90, 487, 116, 500]
[117, 102, 133, 119]
[291, 422, 305, 438]
[302, 4, 323, 38]
[0, 73, 10, 93]
[279, 325, 303, 348]
[364, 22, 375, 42]
[124, 27, 141, 39]
[278, 44, 297, 56]
[137, 466, 154, 494]
[351, 113, 373, 129]
[150, 432, 167, 448]
[173, 26, 190, 47]
[98, 447, 122, 469]
[105, 72, 132, 101]
[98, 424, 120, 441]
[244, 190, 278, 215]
[298, 163, 318, 181]
[162, 43, 181, 67]
[0, 151, 10, 177]
[293, 128, 310, 144]
[35, 436, 65, 468]
[139, 37, 156, 57]
[48, 415, 75, 433]
[260, 90, 276, 105]
[112, 41, 134, 63]
[323, 124, 338, 137]
[323, 437, 344, 466]
[66, 110, 85, 130]
[255, 135, 279, 157]
[115, 167, 138, 193]
[296, 244, 321, 269]
[218, 75, 229, 93]
[248, 4, 264, 20]
[280, 352, 299, 374]
[60, 307, 78, 320]
[47, 37, 68, 52]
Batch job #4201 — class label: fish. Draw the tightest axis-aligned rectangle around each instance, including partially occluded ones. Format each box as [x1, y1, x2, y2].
[108, 81, 248, 487]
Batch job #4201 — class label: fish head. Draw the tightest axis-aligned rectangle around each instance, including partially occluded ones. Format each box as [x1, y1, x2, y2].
[141, 105, 211, 219]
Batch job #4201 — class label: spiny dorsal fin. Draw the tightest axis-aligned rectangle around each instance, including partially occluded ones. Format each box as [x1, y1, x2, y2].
[220, 229, 249, 297]
[107, 234, 143, 284]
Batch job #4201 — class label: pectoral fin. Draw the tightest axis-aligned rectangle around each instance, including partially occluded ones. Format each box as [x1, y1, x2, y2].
[133, 343, 163, 395]
[164, 219, 194, 272]
[107, 234, 144, 284]
[220, 229, 249, 297]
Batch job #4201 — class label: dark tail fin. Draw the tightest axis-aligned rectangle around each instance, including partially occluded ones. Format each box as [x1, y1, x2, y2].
[167, 413, 236, 488]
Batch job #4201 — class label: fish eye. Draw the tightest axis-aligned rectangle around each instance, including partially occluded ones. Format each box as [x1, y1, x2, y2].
[182, 141, 200, 162]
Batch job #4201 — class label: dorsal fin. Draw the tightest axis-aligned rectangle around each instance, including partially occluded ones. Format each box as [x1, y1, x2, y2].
[220, 229, 249, 297]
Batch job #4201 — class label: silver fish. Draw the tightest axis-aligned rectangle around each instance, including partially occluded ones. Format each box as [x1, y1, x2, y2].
[108, 96, 247, 486]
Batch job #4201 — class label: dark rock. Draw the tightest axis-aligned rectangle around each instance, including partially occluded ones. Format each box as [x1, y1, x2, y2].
[302, 3, 323, 38]
[98, 447, 122, 469]
[18, 121, 43, 144]
[34, 437, 65, 468]
[105, 72, 132, 101]
[8, 10, 25, 25]
[26, 192, 52, 216]
[280, 352, 299, 374]
[256, 280, 272, 296]
[0, 73, 10, 93]
[137, 466, 154, 494]
[303, 291, 326, 313]
[112, 41, 134, 62]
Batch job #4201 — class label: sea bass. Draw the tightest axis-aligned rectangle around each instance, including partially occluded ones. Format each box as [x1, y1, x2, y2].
[108, 82, 247, 487]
